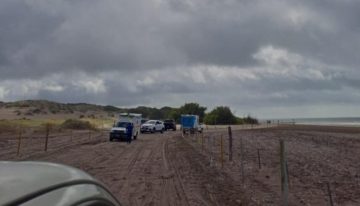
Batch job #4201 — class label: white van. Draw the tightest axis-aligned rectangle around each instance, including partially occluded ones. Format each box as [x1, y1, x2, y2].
[119, 113, 142, 139]
[110, 113, 142, 141]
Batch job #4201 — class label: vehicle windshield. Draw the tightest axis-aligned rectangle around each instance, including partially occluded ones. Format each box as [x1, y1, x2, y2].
[145, 120, 156, 124]
[116, 122, 130, 127]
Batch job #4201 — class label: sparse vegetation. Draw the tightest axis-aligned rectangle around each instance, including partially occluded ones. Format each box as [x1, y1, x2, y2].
[31, 108, 42, 114]
[0, 120, 18, 133]
[24, 111, 33, 116]
[104, 105, 122, 112]
[14, 110, 21, 115]
[60, 119, 96, 130]
[1, 100, 111, 115]
[1, 100, 258, 126]
[87, 114, 96, 119]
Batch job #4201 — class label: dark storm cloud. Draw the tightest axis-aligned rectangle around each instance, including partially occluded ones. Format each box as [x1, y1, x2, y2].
[0, 0, 186, 78]
[1, 0, 360, 118]
[1, 0, 359, 74]
[2, 0, 359, 77]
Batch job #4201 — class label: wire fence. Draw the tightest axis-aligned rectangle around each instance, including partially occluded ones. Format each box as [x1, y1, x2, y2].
[1, 126, 108, 160]
[182, 126, 360, 206]
[2, 123, 359, 205]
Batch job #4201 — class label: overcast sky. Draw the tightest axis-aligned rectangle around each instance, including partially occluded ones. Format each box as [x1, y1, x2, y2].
[1, 0, 360, 118]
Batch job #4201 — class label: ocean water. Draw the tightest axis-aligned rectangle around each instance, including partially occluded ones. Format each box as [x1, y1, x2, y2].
[278, 117, 360, 127]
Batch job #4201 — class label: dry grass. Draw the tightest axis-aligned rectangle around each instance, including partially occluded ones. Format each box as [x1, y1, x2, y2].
[0, 120, 18, 133]
[60, 119, 97, 130]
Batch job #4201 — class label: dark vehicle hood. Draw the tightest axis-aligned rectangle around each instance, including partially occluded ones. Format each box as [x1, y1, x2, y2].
[0, 161, 119, 206]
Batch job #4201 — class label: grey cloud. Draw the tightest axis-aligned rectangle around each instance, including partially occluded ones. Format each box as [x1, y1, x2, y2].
[1, 0, 360, 118]
[2, 0, 359, 78]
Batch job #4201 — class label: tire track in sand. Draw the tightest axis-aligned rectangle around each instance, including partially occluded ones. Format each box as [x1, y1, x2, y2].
[160, 136, 190, 206]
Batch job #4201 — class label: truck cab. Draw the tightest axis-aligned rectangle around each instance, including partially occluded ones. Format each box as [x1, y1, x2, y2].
[110, 113, 142, 141]
[110, 121, 132, 141]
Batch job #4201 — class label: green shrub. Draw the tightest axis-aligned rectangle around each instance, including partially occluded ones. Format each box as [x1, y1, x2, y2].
[204, 106, 237, 125]
[60, 119, 96, 130]
[243, 115, 259, 124]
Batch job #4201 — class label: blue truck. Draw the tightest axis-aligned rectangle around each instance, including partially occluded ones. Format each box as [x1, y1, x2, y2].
[181, 114, 201, 134]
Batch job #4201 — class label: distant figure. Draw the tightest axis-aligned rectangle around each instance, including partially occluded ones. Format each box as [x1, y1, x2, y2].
[126, 123, 133, 144]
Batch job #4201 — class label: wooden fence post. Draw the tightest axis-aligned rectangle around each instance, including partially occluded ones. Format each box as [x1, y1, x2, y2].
[209, 135, 213, 166]
[240, 135, 245, 184]
[17, 127, 22, 156]
[220, 135, 224, 168]
[197, 131, 200, 144]
[201, 132, 204, 152]
[257, 149, 261, 169]
[228, 126, 233, 161]
[327, 182, 334, 206]
[44, 123, 50, 152]
[280, 139, 289, 206]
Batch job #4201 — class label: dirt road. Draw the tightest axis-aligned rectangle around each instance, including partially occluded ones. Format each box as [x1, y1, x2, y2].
[3, 125, 360, 205]
[4, 131, 247, 206]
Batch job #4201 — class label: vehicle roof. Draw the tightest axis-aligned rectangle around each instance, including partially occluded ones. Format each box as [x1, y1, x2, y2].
[0, 161, 117, 205]
[181, 114, 198, 117]
[143, 120, 162, 123]
[119, 113, 142, 117]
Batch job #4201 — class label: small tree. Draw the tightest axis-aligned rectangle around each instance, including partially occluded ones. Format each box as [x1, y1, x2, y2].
[243, 115, 258, 124]
[204, 106, 237, 125]
[179, 103, 207, 122]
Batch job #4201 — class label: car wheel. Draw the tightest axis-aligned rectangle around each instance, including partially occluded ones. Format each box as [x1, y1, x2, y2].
[160, 129, 164, 134]
[110, 137, 113, 141]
